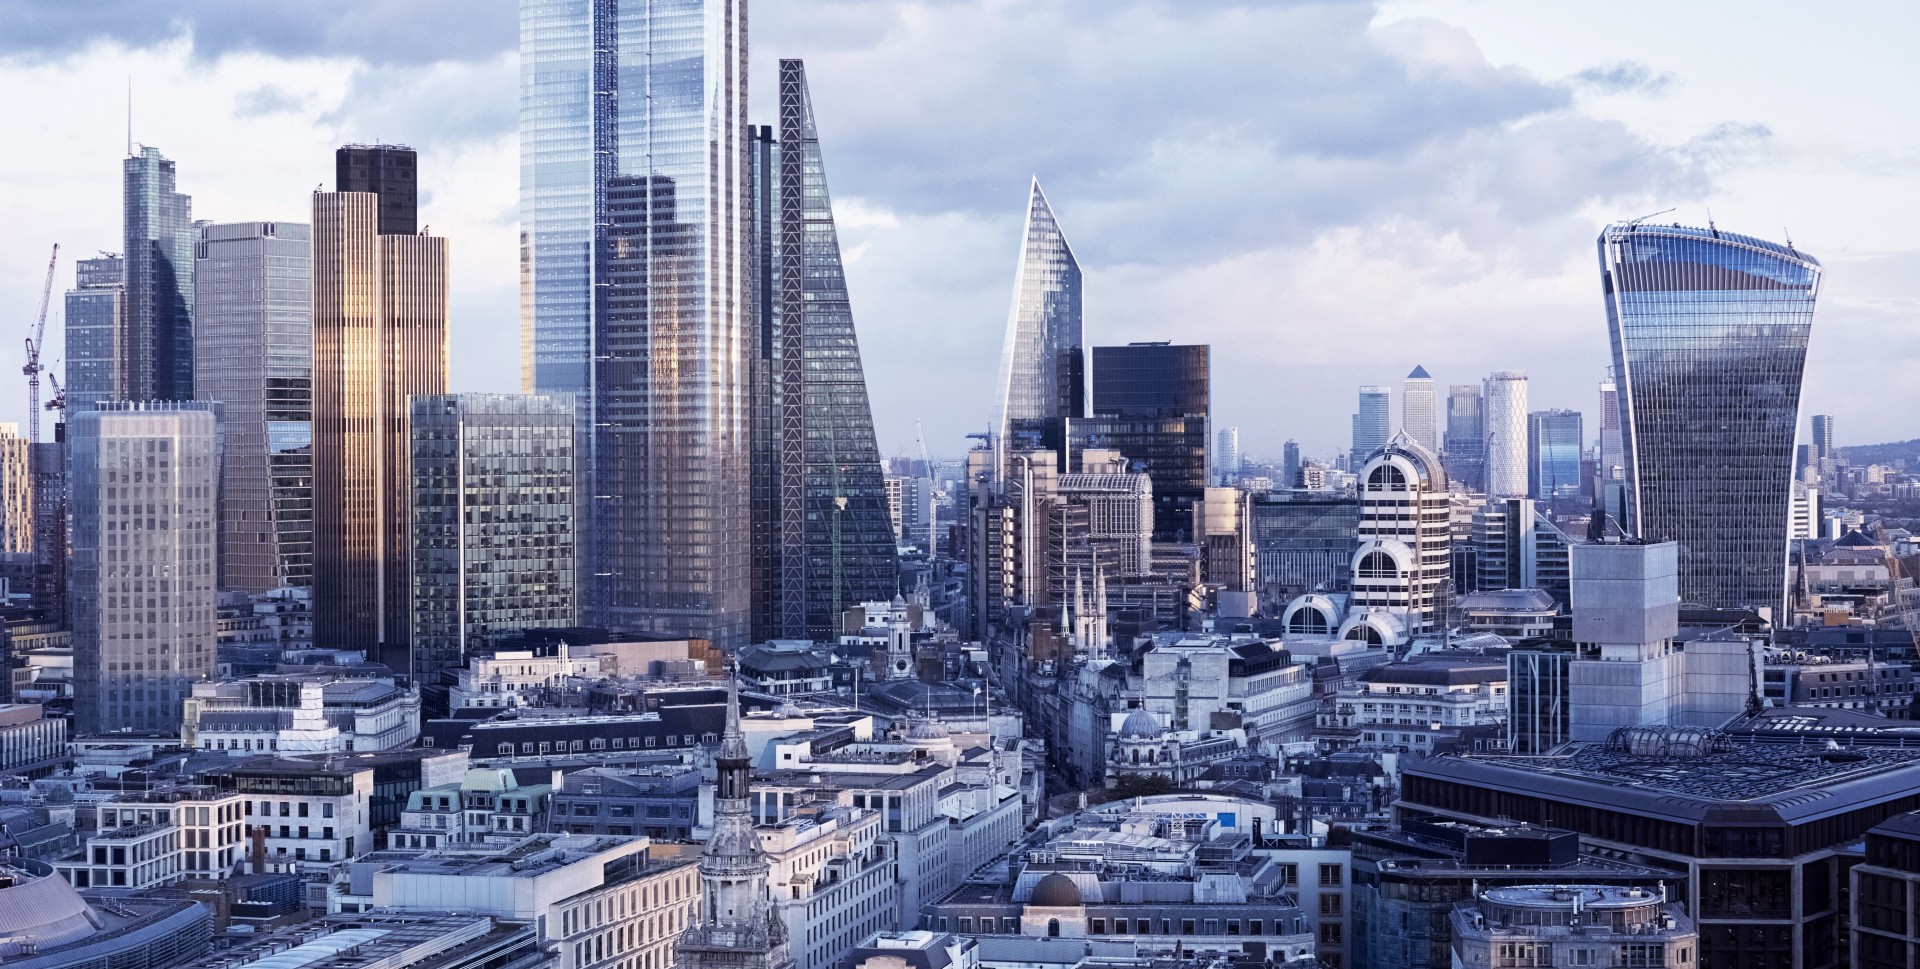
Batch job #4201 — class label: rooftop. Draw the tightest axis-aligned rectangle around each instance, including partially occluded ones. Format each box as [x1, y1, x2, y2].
[379, 834, 647, 879]
[1408, 743, 1920, 825]
[1480, 884, 1666, 911]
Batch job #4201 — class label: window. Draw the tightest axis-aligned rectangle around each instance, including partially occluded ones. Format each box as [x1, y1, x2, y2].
[1320, 893, 1343, 915]
[1047, 919, 1060, 938]
[1319, 863, 1343, 886]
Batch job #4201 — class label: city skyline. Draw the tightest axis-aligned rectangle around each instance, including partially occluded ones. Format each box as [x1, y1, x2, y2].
[0, 1, 1913, 459]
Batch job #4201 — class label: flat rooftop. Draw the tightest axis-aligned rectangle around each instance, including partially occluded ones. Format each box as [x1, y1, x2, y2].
[1408, 744, 1920, 825]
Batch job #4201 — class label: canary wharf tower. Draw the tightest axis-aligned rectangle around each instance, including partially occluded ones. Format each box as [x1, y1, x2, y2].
[521, 0, 751, 645]
[1599, 221, 1820, 615]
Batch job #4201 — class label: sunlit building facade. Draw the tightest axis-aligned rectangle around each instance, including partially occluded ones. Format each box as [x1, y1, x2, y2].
[1599, 222, 1820, 613]
[520, 0, 751, 647]
[124, 146, 196, 403]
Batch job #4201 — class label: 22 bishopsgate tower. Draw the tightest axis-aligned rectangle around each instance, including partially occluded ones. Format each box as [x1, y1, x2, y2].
[522, 2, 895, 646]
[1599, 222, 1820, 615]
[521, 0, 752, 645]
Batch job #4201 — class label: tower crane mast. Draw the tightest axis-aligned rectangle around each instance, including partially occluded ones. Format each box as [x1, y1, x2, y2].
[22, 244, 59, 444]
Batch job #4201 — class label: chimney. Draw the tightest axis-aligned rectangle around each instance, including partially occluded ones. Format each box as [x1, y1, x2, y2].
[250, 825, 268, 873]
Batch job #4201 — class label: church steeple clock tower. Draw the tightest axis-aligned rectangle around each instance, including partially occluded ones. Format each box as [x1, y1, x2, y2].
[677, 671, 795, 969]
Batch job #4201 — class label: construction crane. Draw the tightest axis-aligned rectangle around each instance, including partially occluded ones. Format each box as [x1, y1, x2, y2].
[915, 420, 937, 560]
[1874, 522, 1920, 716]
[21, 244, 59, 444]
[45, 372, 66, 418]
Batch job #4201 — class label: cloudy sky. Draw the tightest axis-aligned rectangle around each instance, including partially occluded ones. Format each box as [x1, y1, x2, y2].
[0, 0, 1914, 462]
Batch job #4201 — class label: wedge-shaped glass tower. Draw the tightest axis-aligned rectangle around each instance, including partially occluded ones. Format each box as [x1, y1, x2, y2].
[753, 60, 899, 642]
[1599, 221, 1820, 614]
[994, 179, 1084, 465]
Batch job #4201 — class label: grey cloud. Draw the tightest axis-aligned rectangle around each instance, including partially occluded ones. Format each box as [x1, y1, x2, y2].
[1573, 61, 1677, 94]
[0, 1, 512, 67]
[233, 84, 306, 118]
[758, 1, 1707, 270]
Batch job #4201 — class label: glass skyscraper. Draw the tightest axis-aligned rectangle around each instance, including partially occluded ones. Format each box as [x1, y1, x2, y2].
[70, 402, 219, 735]
[1600, 222, 1820, 614]
[520, 0, 750, 646]
[194, 221, 313, 593]
[1351, 385, 1390, 465]
[753, 59, 898, 642]
[123, 146, 196, 402]
[1483, 371, 1529, 497]
[64, 254, 127, 414]
[1444, 383, 1485, 492]
[409, 394, 577, 687]
[993, 178, 1083, 463]
[1071, 343, 1211, 541]
[1401, 365, 1438, 455]
[1527, 409, 1583, 500]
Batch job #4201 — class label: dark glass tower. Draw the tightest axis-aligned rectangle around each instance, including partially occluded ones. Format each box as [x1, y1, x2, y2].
[1599, 221, 1820, 614]
[123, 146, 195, 402]
[520, 0, 751, 647]
[1527, 409, 1583, 500]
[336, 145, 419, 236]
[750, 60, 898, 642]
[1069, 343, 1211, 541]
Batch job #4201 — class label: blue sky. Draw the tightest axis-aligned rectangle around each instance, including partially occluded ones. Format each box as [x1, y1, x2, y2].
[0, 0, 1913, 461]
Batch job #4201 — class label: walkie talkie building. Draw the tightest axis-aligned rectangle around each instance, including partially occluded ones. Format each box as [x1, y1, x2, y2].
[1598, 221, 1820, 615]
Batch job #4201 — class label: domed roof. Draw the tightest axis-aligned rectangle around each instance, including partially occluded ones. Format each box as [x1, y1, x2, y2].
[1029, 872, 1082, 907]
[1118, 709, 1163, 739]
[0, 858, 98, 948]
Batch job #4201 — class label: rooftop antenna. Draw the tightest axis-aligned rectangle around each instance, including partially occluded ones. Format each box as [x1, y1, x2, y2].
[1784, 228, 1797, 253]
[1706, 207, 1719, 238]
[126, 76, 132, 156]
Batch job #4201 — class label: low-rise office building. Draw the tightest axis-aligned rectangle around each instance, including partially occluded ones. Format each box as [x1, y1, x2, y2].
[1853, 811, 1920, 969]
[1450, 884, 1697, 969]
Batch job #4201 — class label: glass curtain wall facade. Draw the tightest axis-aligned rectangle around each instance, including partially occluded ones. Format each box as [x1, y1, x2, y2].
[1482, 371, 1529, 497]
[1351, 386, 1390, 465]
[765, 59, 898, 641]
[409, 394, 576, 688]
[65, 255, 127, 414]
[1072, 343, 1211, 541]
[123, 146, 196, 403]
[1444, 384, 1485, 493]
[993, 178, 1083, 467]
[1599, 222, 1820, 614]
[520, 0, 751, 647]
[70, 402, 218, 735]
[1251, 493, 1361, 600]
[193, 221, 314, 593]
[1527, 409, 1584, 500]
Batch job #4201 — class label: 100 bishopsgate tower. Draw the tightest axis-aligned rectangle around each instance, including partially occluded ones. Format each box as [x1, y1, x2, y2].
[521, 0, 751, 646]
[1599, 221, 1820, 614]
[749, 61, 898, 642]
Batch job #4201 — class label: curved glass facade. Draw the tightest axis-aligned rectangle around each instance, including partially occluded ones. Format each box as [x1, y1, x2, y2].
[994, 180, 1083, 460]
[1483, 371, 1529, 498]
[1599, 222, 1820, 613]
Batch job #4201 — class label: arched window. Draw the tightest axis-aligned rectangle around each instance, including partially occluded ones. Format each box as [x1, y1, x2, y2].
[1367, 465, 1406, 490]
[1358, 551, 1398, 579]
[1048, 919, 1061, 938]
[1287, 609, 1331, 635]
